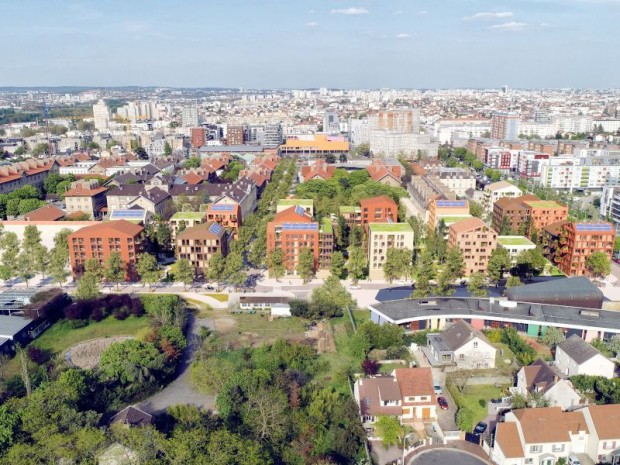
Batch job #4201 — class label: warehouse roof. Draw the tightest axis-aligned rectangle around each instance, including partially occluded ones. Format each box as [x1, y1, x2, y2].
[505, 277, 603, 309]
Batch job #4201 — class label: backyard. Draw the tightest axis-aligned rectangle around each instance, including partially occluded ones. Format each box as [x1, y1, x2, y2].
[447, 381, 509, 429]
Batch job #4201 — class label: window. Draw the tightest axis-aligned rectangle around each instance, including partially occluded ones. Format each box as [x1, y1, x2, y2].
[524, 459, 533, 464]
[552, 444, 564, 452]
[459, 354, 465, 360]
[473, 341, 478, 348]
[529, 445, 542, 453]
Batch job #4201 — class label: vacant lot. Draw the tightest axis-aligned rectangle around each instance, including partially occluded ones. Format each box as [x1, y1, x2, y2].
[35, 316, 150, 355]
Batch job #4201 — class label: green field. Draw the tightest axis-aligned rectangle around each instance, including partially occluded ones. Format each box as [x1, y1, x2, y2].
[231, 313, 306, 338]
[34, 316, 151, 355]
[204, 293, 229, 302]
[448, 382, 508, 429]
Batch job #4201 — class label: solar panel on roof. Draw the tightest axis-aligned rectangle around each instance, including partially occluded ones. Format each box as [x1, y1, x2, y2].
[282, 223, 319, 231]
[208, 223, 224, 235]
[211, 204, 235, 211]
[436, 200, 467, 207]
[110, 210, 145, 219]
[576, 223, 612, 231]
[295, 205, 305, 216]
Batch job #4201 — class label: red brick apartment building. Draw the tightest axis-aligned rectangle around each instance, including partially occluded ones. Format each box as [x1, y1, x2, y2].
[360, 195, 398, 226]
[544, 222, 615, 276]
[448, 217, 498, 276]
[206, 202, 242, 238]
[190, 127, 206, 148]
[68, 220, 144, 280]
[226, 126, 244, 145]
[492, 195, 567, 235]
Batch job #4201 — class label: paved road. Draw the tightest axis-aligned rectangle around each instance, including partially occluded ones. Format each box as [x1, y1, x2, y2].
[409, 449, 489, 465]
[137, 313, 216, 415]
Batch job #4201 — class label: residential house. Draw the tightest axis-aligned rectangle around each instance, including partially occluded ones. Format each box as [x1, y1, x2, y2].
[555, 334, 616, 379]
[583, 404, 620, 464]
[448, 217, 498, 276]
[63, 179, 108, 219]
[426, 320, 497, 368]
[23, 204, 65, 222]
[367, 159, 403, 187]
[176, 222, 230, 277]
[515, 358, 583, 411]
[492, 407, 590, 465]
[277, 199, 314, 217]
[109, 406, 153, 428]
[354, 377, 403, 429]
[299, 159, 337, 182]
[393, 367, 437, 421]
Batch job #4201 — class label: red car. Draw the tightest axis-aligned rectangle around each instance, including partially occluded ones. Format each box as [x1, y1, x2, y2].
[437, 396, 448, 410]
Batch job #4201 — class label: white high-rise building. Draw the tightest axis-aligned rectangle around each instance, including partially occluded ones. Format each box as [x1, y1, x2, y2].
[182, 107, 199, 128]
[92, 100, 110, 131]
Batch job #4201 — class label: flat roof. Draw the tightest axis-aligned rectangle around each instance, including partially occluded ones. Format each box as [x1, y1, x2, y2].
[339, 206, 361, 213]
[369, 296, 620, 333]
[524, 200, 564, 209]
[0, 315, 33, 339]
[170, 212, 206, 220]
[438, 215, 472, 224]
[498, 236, 535, 247]
[368, 222, 413, 233]
[278, 199, 314, 206]
[321, 218, 333, 234]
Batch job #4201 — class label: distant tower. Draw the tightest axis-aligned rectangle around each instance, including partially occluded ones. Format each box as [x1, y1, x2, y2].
[501, 85, 509, 94]
[181, 106, 199, 128]
[92, 99, 110, 131]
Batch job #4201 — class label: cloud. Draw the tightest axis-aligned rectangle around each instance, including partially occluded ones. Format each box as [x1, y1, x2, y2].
[393, 10, 402, 15]
[539, 22, 554, 27]
[417, 10, 428, 15]
[330, 7, 369, 15]
[463, 11, 514, 20]
[396, 33, 411, 39]
[489, 21, 528, 31]
[305, 22, 318, 28]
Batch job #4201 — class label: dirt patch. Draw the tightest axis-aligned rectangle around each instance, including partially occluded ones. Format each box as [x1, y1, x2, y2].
[66, 337, 133, 370]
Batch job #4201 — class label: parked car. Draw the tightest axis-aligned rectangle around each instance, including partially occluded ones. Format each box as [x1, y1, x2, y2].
[433, 384, 442, 395]
[567, 455, 580, 465]
[437, 396, 448, 410]
[473, 422, 487, 435]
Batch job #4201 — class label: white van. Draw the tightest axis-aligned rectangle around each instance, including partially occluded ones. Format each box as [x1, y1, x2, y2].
[567, 454, 580, 465]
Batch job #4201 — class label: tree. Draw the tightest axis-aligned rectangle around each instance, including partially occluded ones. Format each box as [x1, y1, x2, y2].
[296, 248, 315, 284]
[164, 141, 173, 156]
[329, 250, 346, 279]
[242, 387, 289, 444]
[156, 222, 172, 249]
[540, 326, 565, 348]
[515, 248, 547, 280]
[435, 270, 455, 296]
[585, 251, 611, 279]
[383, 248, 411, 283]
[205, 252, 226, 283]
[346, 246, 367, 284]
[18, 198, 45, 215]
[16, 345, 31, 397]
[136, 253, 160, 289]
[175, 258, 194, 291]
[499, 216, 513, 235]
[467, 272, 488, 297]
[444, 246, 466, 281]
[31, 143, 49, 157]
[469, 201, 484, 218]
[267, 249, 286, 281]
[223, 251, 246, 289]
[374, 415, 404, 448]
[358, 321, 404, 349]
[48, 246, 69, 287]
[309, 276, 354, 318]
[135, 147, 148, 160]
[456, 407, 475, 431]
[105, 252, 125, 289]
[412, 251, 435, 298]
[15, 252, 34, 287]
[75, 272, 101, 301]
[99, 339, 160, 384]
[487, 247, 512, 284]
[183, 157, 201, 169]
[361, 358, 380, 376]
[0, 231, 19, 281]
[505, 276, 522, 289]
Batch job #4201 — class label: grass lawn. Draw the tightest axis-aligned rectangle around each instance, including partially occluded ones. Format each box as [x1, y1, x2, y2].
[218, 313, 306, 345]
[449, 383, 507, 428]
[204, 293, 229, 302]
[494, 343, 516, 370]
[379, 362, 406, 374]
[34, 316, 151, 355]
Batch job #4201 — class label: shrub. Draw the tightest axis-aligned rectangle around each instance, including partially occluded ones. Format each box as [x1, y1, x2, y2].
[68, 319, 88, 329]
[361, 358, 380, 376]
[27, 346, 50, 365]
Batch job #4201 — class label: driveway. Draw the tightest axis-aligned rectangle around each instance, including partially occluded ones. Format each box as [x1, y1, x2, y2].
[137, 313, 216, 414]
[432, 367, 458, 431]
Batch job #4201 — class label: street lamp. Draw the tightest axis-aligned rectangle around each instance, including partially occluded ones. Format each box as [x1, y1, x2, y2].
[401, 432, 417, 465]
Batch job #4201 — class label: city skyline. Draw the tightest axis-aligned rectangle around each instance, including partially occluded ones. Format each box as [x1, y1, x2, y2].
[1, 0, 619, 89]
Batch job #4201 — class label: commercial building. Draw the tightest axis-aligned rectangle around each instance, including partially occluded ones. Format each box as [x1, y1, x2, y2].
[92, 99, 110, 131]
[448, 217, 498, 276]
[280, 135, 349, 158]
[427, 199, 470, 230]
[491, 111, 519, 140]
[482, 180, 523, 213]
[63, 179, 108, 219]
[497, 236, 536, 265]
[367, 223, 414, 280]
[543, 221, 614, 277]
[359, 195, 398, 226]
[175, 222, 229, 277]
[68, 220, 144, 280]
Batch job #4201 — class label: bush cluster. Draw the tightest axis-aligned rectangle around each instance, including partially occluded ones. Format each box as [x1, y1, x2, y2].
[64, 294, 144, 322]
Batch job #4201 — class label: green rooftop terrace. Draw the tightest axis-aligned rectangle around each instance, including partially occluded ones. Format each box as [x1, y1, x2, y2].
[369, 223, 413, 233]
[524, 200, 564, 209]
[339, 206, 360, 213]
[498, 236, 535, 247]
[321, 218, 333, 234]
[170, 212, 206, 220]
[278, 199, 314, 206]
[438, 215, 472, 224]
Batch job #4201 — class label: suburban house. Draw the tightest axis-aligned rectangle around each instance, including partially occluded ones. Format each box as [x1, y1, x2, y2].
[63, 179, 108, 219]
[426, 319, 497, 368]
[109, 406, 153, 428]
[354, 376, 403, 429]
[492, 407, 590, 465]
[555, 334, 616, 379]
[515, 358, 583, 411]
[393, 367, 437, 422]
[493, 404, 620, 465]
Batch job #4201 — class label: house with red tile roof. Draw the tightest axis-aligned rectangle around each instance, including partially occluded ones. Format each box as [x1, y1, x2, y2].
[63, 179, 108, 219]
[299, 160, 336, 182]
[24, 204, 65, 222]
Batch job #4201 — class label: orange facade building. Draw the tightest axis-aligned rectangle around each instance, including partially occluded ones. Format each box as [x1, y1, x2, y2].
[360, 195, 398, 226]
[492, 195, 567, 236]
[68, 220, 144, 280]
[448, 217, 498, 276]
[206, 202, 242, 238]
[554, 222, 615, 277]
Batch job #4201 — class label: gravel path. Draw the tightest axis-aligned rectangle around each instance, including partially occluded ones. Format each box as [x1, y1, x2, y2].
[137, 313, 216, 415]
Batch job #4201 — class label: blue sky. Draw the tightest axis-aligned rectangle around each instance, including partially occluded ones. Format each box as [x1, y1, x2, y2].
[0, 0, 618, 89]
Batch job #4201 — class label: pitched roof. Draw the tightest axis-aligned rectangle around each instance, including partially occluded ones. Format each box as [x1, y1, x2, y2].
[521, 358, 558, 394]
[587, 404, 620, 440]
[512, 407, 588, 443]
[176, 221, 226, 241]
[495, 422, 525, 459]
[109, 406, 152, 427]
[557, 334, 602, 365]
[449, 217, 489, 234]
[486, 180, 520, 192]
[357, 377, 403, 417]
[359, 195, 398, 209]
[63, 185, 108, 197]
[393, 367, 435, 399]
[505, 277, 604, 309]
[437, 319, 492, 351]
[272, 205, 313, 223]
[24, 204, 65, 221]
[69, 219, 144, 237]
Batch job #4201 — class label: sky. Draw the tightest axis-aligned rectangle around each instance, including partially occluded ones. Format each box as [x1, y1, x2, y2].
[0, 0, 619, 89]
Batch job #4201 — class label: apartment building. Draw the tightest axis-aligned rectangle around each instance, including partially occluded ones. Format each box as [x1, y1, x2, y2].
[492, 195, 567, 236]
[339, 206, 361, 228]
[544, 222, 615, 277]
[539, 151, 620, 190]
[367, 223, 414, 280]
[175, 222, 229, 277]
[448, 217, 498, 276]
[434, 168, 476, 197]
[516, 152, 550, 179]
[491, 112, 519, 140]
[497, 236, 536, 265]
[360, 195, 398, 226]
[427, 199, 471, 230]
[190, 127, 206, 148]
[63, 179, 108, 219]
[482, 180, 523, 214]
[169, 212, 206, 241]
[0, 159, 59, 195]
[226, 125, 244, 145]
[68, 220, 144, 280]
[206, 202, 242, 238]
